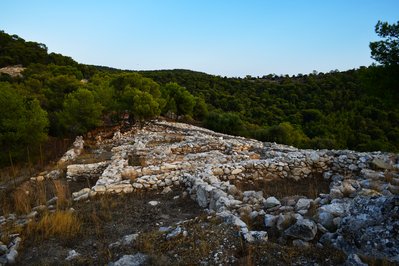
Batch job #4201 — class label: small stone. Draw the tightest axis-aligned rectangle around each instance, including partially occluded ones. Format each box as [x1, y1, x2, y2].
[264, 214, 278, 228]
[295, 198, 311, 211]
[371, 158, 391, 170]
[133, 183, 143, 189]
[323, 172, 332, 180]
[212, 168, 224, 176]
[26, 211, 38, 219]
[159, 226, 172, 232]
[264, 196, 281, 209]
[66, 250, 80, 261]
[315, 211, 336, 231]
[276, 212, 297, 231]
[341, 181, 357, 196]
[121, 234, 139, 246]
[344, 253, 368, 266]
[111, 253, 148, 266]
[161, 187, 172, 194]
[165, 179, 172, 186]
[36, 175, 45, 182]
[243, 231, 268, 243]
[166, 226, 182, 240]
[292, 239, 310, 248]
[0, 244, 8, 255]
[329, 188, 343, 199]
[6, 249, 18, 264]
[148, 201, 159, 206]
[319, 202, 348, 217]
[231, 168, 243, 175]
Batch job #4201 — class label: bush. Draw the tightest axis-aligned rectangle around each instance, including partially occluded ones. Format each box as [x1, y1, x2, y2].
[204, 112, 244, 135]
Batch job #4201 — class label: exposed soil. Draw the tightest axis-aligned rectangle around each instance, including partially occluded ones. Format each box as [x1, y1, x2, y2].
[18, 187, 204, 265]
[14, 184, 346, 266]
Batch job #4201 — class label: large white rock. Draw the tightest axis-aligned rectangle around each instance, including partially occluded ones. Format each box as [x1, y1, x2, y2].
[111, 253, 148, 266]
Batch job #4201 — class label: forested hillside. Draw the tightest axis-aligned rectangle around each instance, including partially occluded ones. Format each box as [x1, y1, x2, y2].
[0, 24, 398, 166]
[140, 66, 399, 151]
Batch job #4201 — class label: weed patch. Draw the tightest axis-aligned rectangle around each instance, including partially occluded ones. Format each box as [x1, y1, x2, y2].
[26, 211, 81, 241]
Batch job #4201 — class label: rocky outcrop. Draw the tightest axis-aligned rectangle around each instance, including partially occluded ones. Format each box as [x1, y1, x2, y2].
[335, 196, 399, 262]
[0, 65, 25, 78]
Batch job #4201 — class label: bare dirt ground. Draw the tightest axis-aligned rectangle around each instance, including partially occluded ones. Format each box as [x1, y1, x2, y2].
[14, 183, 345, 265]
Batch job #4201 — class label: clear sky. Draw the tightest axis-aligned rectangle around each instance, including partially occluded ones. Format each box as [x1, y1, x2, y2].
[1, 0, 398, 77]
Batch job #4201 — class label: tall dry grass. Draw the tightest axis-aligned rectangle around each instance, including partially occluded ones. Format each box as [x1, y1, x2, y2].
[12, 186, 32, 214]
[52, 179, 70, 209]
[26, 211, 81, 240]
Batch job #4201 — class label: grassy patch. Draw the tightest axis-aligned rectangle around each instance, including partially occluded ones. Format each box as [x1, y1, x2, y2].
[26, 211, 81, 241]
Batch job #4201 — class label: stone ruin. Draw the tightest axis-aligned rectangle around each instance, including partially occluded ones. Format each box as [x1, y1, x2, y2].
[39, 120, 399, 263]
[61, 120, 399, 263]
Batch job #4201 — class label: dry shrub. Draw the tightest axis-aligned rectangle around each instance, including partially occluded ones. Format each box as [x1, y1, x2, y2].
[0, 196, 11, 216]
[53, 180, 70, 209]
[90, 210, 103, 237]
[27, 211, 81, 240]
[34, 181, 47, 207]
[13, 187, 32, 214]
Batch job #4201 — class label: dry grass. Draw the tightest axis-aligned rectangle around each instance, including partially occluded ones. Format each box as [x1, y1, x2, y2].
[3, 178, 74, 216]
[53, 179, 70, 209]
[26, 211, 81, 241]
[34, 181, 47, 207]
[12, 186, 32, 214]
[360, 255, 397, 266]
[238, 174, 330, 199]
[0, 221, 24, 243]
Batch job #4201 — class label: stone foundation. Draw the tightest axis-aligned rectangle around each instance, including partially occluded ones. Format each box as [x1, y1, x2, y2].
[61, 120, 399, 263]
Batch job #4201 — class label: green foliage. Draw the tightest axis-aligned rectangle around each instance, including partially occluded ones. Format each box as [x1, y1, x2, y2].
[369, 20, 399, 66]
[161, 82, 196, 116]
[0, 82, 48, 163]
[57, 88, 103, 135]
[109, 73, 163, 121]
[119, 86, 160, 122]
[264, 122, 310, 147]
[193, 96, 208, 120]
[141, 67, 399, 152]
[204, 112, 244, 135]
[0, 30, 77, 67]
[130, 88, 161, 122]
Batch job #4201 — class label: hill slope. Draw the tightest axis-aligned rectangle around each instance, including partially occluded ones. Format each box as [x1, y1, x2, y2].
[1, 30, 399, 170]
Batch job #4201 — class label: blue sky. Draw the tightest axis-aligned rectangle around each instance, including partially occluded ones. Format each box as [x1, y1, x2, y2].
[1, 0, 398, 77]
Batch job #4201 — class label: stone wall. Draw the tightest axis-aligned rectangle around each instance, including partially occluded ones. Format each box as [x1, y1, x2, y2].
[61, 120, 398, 263]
